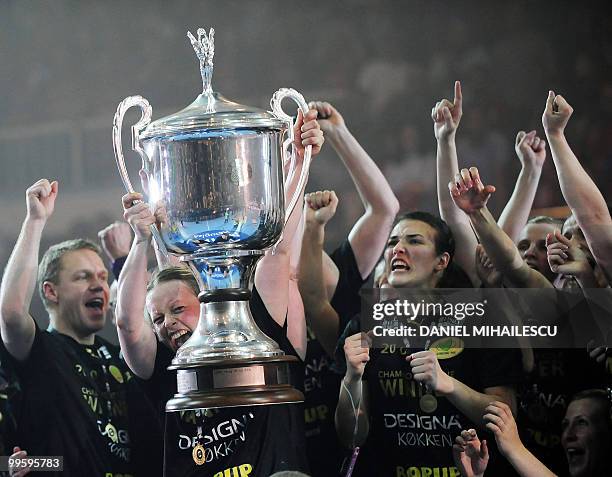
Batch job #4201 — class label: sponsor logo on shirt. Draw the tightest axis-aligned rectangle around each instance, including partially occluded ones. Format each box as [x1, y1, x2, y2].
[394, 466, 461, 476]
[429, 338, 464, 360]
[304, 404, 330, 425]
[213, 464, 253, 477]
[177, 411, 255, 466]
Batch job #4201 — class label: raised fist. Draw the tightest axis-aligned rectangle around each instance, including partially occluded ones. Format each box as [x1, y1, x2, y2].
[343, 332, 371, 380]
[542, 91, 573, 136]
[449, 167, 496, 215]
[515, 130, 546, 169]
[305, 190, 339, 226]
[98, 222, 132, 262]
[432, 81, 463, 140]
[308, 101, 346, 140]
[25, 179, 58, 222]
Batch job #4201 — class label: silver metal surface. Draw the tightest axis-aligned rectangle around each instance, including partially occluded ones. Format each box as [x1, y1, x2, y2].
[174, 299, 281, 363]
[142, 128, 286, 256]
[112, 95, 170, 260]
[112, 26, 312, 366]
[141, 92, 286, 138]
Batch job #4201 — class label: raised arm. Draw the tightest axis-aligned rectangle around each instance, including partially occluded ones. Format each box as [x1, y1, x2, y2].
[0, 179, 57, 361]
[498, 131, 547, 242]
[474, 244, 503, 288]
[298, 190, 342, 357]
[542, 91, 612, 280]
[115, 192, 159, 379]
[450, 167, 552, 288]
[433, 81, 479, 285]
[283, 204, 308, 360]
[310, 101, 399, 282]
[485, 401, 557, 477]
[255, 109, 323, 355]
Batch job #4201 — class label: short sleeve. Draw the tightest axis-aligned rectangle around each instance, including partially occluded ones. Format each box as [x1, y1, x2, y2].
[2, 323, 54, 383]
[137, 339, 175, 410]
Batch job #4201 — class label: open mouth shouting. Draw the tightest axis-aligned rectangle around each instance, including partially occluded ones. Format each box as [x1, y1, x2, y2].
[391, 258, 411, 273]
[566, 446, 586, 467]
[84, 297, 106, 314]
[169, 329, 193, 349]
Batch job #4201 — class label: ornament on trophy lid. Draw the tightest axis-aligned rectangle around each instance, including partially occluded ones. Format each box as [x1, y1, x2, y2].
[187, 27, 215, 108]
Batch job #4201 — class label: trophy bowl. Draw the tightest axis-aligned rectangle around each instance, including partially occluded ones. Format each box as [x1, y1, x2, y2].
[113, 27, 308, 410]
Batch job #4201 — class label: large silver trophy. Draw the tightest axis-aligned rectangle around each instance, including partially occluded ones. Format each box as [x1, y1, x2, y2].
[112, 28, 310, 410]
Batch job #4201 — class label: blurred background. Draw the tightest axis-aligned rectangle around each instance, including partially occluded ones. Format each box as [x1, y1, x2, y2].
[1, 0, 610, 341]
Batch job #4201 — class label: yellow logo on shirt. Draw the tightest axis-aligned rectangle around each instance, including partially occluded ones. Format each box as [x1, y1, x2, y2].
[214, 464, 252, 477]
[109, 365, 124, 383]
[429, 338, 464, 360]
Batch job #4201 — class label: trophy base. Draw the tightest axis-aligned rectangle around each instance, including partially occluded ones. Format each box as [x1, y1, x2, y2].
[166, 355, 304, 411]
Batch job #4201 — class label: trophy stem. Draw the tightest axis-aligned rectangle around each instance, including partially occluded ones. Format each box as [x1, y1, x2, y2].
[173, 298, 281, 364]
[167, 252, 304, 410]
[186, 252, 262, 294]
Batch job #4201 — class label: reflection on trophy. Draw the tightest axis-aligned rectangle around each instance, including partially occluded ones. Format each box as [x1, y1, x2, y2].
[112, 27, 309, 410]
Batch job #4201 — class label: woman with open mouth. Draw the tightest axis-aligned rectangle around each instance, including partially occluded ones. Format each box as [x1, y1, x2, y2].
[335, 209, 523, 476]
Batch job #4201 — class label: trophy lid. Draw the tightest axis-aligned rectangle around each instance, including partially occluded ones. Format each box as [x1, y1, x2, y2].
[141, 28, 285, 139]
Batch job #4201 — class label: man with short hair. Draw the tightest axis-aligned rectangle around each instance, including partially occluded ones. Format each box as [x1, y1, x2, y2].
[0, 179, 159, 476]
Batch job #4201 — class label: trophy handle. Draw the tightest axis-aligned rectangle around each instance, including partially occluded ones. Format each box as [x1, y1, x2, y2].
[112, 95, 152, 193]
[270, 88, 312, 225]
[112, 96, 171, 266]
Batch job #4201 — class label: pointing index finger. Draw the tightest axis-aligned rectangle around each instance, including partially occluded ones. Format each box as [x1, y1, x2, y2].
[454, 81, 462, 108]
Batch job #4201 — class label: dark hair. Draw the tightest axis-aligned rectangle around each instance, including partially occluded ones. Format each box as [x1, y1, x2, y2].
[38, 238, 103, 310]
[569, 388, 612, 428]
[393, 212, 472, 288]
[395, 211, 455, 259]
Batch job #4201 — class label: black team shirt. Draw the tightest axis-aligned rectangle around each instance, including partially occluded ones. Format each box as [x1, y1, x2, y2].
[335, 312, 523, 477]
[5, 325, 151, 476]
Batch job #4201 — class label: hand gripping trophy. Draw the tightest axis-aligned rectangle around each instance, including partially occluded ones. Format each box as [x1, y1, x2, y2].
[112, 28, 310, 410]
